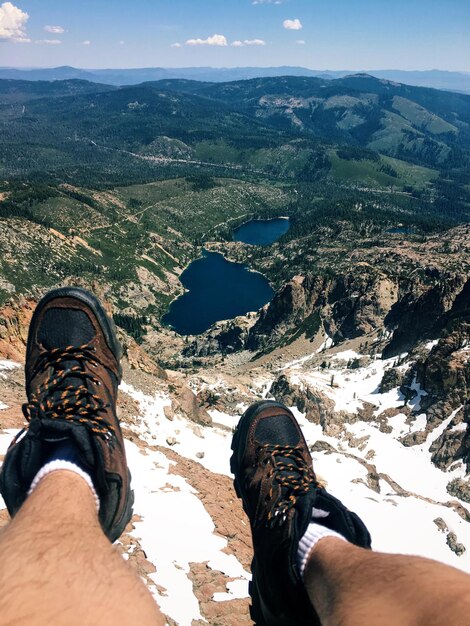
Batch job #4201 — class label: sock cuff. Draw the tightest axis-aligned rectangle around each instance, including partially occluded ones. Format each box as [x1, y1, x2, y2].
[28, 460, 100, 513]
[297, 524, 346, 578]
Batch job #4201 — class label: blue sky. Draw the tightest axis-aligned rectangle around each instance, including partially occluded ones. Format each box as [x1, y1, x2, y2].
[1, 0, 469, 71]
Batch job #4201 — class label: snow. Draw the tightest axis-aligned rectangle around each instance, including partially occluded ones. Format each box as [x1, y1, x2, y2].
[0, 361, 20, 371]
[407, 375, 428, 412]
[285, 353, 432, 420]
[292, 355, 397, 413]
[280, 351, 470, 574]
[451, 422, 468, 433]
[125, 440, 250, 625]
[331, 350, 361, 361]
[0, 360, 20, 381]
[120, 382, 234, 476]
[316, 334, 334, 353]
[0, 345, 469, 626]
[292, 412, 470, 571]
[0, 429, 17, 456]
[208, 409, 240, 430]
[213, 579, 249, 602]
[279, 351, 318, 371]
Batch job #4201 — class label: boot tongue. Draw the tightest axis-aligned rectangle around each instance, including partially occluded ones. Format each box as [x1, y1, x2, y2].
[254, 413, 301, 447]
[255, 412, 302, 470]
[38, 307, 96, 393]
[38, 308, 95, 350]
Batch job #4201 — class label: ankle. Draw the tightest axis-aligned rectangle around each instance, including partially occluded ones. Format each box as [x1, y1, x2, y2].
[297, 521, 346, 578]
[304, 536, 352, 572]
[28, 464, 99, 513]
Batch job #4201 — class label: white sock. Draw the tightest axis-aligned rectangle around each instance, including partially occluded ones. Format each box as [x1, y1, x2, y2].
[28, 460, 100, 513]
[297, 507, 346, 578]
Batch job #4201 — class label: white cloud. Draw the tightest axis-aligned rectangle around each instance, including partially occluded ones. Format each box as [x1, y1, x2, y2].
[296, 39, 306, 45]
[44, 25, 64, 34]
[186, 33, 227, 46]
[35, 39, 61, 45]
[244, 38, 266, 46]
[283, 18, 302, 30]
[0, 1, 29, 42]
[170, 42, 181, 48]
[231, 38, 266, 47]
[253, 0, 284, 4]
[82, 40, 91, 45]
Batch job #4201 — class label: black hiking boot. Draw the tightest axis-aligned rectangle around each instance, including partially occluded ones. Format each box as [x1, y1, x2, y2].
[0, 287, 133, 542]
[230, 400, 371, 626]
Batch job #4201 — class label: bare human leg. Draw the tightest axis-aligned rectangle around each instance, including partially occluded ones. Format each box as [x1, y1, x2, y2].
[0, 470, 164, 626]
[304, 537, 470, 626]
[231, 400, 470, 626]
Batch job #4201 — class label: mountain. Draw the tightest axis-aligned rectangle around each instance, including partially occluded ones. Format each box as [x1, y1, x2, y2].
[1, 65, 470, 94]
[0, 63, 469, 624]
[0, 78, 115, 103]
[2, 73, 469, 187]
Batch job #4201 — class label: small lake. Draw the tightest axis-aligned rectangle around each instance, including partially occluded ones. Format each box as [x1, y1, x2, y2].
[162, 251, 274, 335]
[386, 227, 415, 234]
[233, 217, 290, 245]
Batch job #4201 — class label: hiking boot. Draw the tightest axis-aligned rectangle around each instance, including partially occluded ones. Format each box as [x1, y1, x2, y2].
[230, 400, 371, 626]
[0, 287, 133, 542]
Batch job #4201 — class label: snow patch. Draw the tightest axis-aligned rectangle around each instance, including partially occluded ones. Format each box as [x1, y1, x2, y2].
[126, 440, 250, 625]
[0, 360, 21, 380]
[120, 381, 234, 476]
[316, 334, 334, 353]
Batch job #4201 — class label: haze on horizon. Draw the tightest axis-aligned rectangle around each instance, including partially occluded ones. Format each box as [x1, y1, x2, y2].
[0, 0, 469, 73]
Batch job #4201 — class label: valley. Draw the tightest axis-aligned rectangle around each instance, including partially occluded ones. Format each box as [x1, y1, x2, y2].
[0, 71, 469, 625]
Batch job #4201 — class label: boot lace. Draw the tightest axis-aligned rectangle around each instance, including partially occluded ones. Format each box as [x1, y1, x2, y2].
[22, 342, 115, 440]
[258, 444, 315, 527]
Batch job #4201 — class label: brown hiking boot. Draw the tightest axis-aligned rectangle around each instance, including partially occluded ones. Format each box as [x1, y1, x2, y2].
[0, 287, 133, 542]
[231, 400, 371, 626]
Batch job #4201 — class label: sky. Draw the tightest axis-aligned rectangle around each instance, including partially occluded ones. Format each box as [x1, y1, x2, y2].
[0, 0, 469, 71]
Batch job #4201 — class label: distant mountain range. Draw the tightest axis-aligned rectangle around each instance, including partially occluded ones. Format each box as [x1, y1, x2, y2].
[2, 73, 470, 186]
[1, 65, 470, 94]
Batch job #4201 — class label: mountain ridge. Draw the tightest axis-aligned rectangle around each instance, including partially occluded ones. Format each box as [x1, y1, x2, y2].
[1, 65, 470, 94]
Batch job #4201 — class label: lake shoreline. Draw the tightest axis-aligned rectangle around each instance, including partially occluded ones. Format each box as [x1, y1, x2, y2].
[162, 217, 291, 335]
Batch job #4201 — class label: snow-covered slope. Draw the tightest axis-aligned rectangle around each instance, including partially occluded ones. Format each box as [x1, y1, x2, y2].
[0, 346, 469, 626]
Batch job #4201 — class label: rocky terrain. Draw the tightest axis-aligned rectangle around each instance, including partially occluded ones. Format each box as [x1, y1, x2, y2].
[0, 266, 469, 624]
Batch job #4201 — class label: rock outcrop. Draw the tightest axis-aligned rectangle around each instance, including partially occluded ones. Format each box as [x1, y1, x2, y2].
[270, 372, 347, 436]
[430, 404, 469, 472]
[183, 315, 257, 358]
[244, 270, 470, 366]
[383, 275, 469, 358]
[0, 298, 35, 361]
[166, 372, 212, 426]
[247, 269, 397, 352]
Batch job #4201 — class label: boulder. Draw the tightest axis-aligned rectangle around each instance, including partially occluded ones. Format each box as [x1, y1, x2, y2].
[446, 478, 470, 504]
[270, 372, 342, 435]
[379, 367, 404, 393]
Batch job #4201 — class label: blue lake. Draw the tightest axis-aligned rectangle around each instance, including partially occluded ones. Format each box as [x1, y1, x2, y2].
[386, 227, 415, 234]
[233, 217, 290, 245]
[162, 251, 274, 335]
